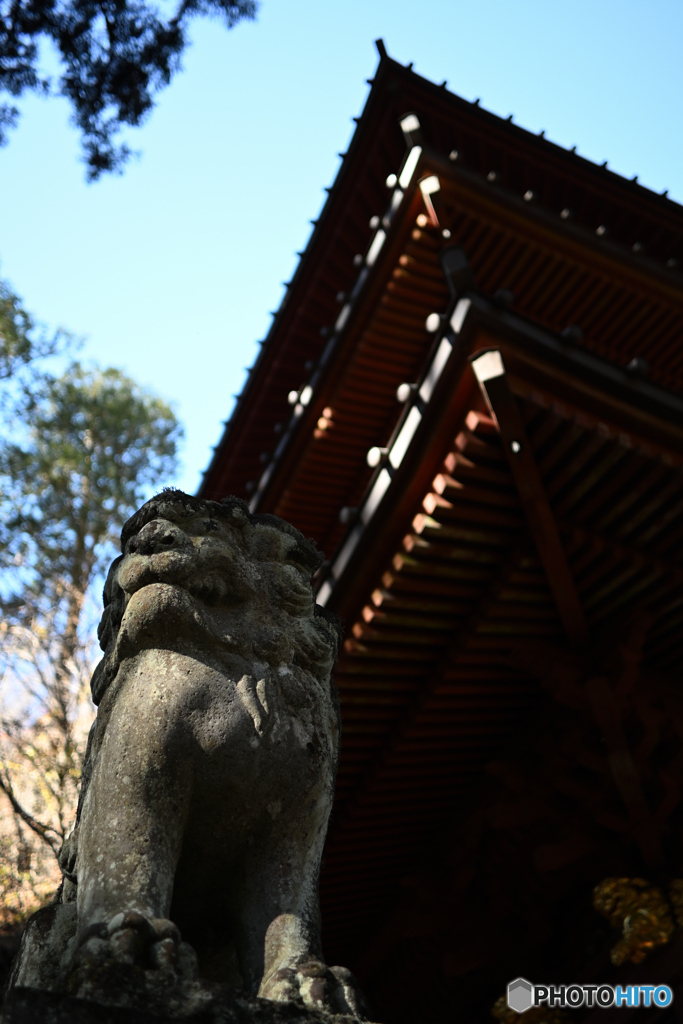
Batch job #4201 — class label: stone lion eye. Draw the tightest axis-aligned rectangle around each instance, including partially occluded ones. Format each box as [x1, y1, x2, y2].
[201, 519, 220, 532]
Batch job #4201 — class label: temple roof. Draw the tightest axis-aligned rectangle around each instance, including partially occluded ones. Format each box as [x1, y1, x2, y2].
[199, 44, 683, 1024]
[199, 42, 683, 512]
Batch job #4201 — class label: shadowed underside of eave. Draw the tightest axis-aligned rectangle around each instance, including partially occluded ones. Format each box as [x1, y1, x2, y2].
[256, 202, 683, 563]
[434, 176, 683, 390]
[320, 388, 683, 969]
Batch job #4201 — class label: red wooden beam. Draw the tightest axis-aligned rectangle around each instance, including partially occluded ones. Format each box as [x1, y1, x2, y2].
[471, 349, 590, 647]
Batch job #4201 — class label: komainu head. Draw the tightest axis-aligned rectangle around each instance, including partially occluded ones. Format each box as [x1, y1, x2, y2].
[91, 489, 342, 706]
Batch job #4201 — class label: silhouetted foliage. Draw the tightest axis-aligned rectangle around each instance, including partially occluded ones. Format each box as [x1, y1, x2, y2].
[0, 0, 258, 178]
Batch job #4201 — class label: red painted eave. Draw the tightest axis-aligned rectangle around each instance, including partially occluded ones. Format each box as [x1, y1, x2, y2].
[198, 50, 683, 508]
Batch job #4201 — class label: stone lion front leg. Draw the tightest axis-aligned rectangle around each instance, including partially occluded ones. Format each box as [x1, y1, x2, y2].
[71, 662, 196, 980]
[236, 835, 367, 1019]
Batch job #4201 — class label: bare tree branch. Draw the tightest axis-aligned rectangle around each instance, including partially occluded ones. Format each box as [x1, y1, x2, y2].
[0, 760, 61, 856]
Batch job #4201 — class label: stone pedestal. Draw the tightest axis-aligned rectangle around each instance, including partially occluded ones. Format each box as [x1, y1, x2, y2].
[1, 986, 368, 1024]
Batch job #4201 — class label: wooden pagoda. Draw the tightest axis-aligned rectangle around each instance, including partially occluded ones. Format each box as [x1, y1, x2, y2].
[199, 41, 683, 1024]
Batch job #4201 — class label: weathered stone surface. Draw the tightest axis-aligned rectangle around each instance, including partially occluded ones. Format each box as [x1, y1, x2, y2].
[8, 492, 368, 1020]
[1, 984, 369, 1023]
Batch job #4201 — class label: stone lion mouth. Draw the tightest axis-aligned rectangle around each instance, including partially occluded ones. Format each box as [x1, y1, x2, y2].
[120, 552, 243, 611]
[126, 576, 242, 612]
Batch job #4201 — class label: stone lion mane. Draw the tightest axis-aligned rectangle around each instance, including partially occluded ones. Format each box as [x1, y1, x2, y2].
[92, 489, 342, 705]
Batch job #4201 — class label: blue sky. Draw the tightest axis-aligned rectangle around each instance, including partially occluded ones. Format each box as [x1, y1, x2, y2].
[1, 0, 681, 494]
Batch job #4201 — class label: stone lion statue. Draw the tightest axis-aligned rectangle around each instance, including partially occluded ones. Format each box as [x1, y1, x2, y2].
[9, 490, 365, 1019]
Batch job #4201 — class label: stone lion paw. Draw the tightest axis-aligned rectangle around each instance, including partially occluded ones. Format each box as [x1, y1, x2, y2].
[329, 965, 369, 1018]
[260, 957, 368, 1019]
[73, 912, 198, 982]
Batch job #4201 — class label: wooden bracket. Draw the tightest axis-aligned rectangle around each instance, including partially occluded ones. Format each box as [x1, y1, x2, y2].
[471, 350, 590, 646]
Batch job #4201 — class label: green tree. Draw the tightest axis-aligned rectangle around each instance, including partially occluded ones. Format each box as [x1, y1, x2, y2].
[0, 0, 258, 179]
[0, 279, 67, 385]
[0, 357, 182, 923]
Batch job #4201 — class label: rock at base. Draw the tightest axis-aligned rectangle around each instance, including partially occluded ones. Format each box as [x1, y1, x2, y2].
[1, 986, 372, 1024]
